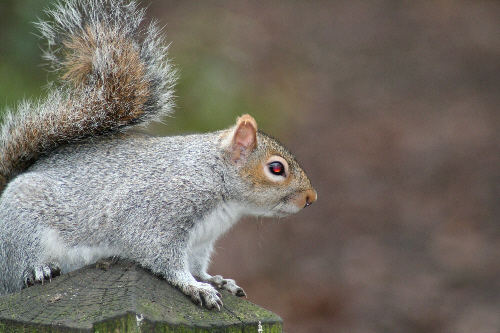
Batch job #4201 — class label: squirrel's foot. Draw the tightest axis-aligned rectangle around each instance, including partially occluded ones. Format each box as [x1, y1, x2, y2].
[23, 262, 61, 287]
[182, 282, 223, 310]
[208, 275, 246, 297]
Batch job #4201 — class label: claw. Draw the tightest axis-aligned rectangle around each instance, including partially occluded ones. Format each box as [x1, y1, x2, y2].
[217, 298, 223, 311]
[236, 288, 246, 297]
[184, 282, 223, 310]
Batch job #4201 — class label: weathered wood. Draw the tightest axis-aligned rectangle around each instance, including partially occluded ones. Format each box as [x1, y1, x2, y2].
[0, 259, 282, 332]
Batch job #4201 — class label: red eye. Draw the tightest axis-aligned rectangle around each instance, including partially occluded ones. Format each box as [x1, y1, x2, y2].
[268, 161, 285, 176]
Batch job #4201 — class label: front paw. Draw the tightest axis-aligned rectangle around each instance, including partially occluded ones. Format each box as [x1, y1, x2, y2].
[209, 275, 246, 297]
[23, 262, 61, 287]
[184, 282, 223, 310]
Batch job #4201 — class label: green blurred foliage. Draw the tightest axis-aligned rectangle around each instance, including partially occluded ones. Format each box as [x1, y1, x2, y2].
[150, 52, 282, 136]
[0, 0, 52, 109]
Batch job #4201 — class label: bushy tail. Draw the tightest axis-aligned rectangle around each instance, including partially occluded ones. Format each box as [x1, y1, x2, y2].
[0, 0, 176, 193]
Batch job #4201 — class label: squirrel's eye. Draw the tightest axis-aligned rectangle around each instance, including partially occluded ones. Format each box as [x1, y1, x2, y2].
[268, 161, 285, 176]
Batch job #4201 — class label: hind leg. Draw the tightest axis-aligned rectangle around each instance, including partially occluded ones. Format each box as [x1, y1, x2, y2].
[23, 262, 62, 287]
[0, 175, 62, 294]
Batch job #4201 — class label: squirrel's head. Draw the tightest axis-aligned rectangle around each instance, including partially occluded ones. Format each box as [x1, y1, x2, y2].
[220, 114, 317, 217]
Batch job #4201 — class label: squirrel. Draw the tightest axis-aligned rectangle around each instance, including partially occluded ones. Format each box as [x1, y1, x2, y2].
[0, 0, 317, 310]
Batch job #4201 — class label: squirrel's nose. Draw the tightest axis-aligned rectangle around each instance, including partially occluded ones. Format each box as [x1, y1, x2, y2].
[303, 189, 317, 208]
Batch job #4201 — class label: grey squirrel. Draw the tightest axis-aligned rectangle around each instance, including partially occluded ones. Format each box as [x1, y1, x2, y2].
[0, 0, 317, 310]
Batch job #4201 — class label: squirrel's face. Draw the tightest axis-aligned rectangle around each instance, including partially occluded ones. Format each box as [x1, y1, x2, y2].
[221, 115, 317, 217]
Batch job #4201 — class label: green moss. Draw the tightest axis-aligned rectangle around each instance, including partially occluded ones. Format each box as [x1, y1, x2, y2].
[0, 261, 282, 333]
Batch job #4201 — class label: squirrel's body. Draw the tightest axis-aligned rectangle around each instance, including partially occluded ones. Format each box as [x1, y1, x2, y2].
[1, 132, 242, 293]
[0, 0, 316, 309]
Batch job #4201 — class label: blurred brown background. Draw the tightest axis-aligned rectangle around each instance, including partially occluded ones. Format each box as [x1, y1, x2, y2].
[1, 1, 499, 332]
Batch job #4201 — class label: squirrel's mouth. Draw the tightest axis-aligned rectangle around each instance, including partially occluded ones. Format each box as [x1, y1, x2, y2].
[271, 201, 302, 217]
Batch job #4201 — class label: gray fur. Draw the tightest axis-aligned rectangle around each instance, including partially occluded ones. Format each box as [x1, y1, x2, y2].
[0, 0, 316, 309]
[0, 130, 313, 309]
[1, 133, 226, 290]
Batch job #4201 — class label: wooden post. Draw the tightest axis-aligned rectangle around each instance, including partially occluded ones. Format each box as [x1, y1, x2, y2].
[0, 259, 282, 332]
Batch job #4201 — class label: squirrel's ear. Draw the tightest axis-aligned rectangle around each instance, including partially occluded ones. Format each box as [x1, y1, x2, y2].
[230, 114, 258, 164]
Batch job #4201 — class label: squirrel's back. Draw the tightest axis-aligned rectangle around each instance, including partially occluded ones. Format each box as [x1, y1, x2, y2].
[28, 132, 223, 183]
